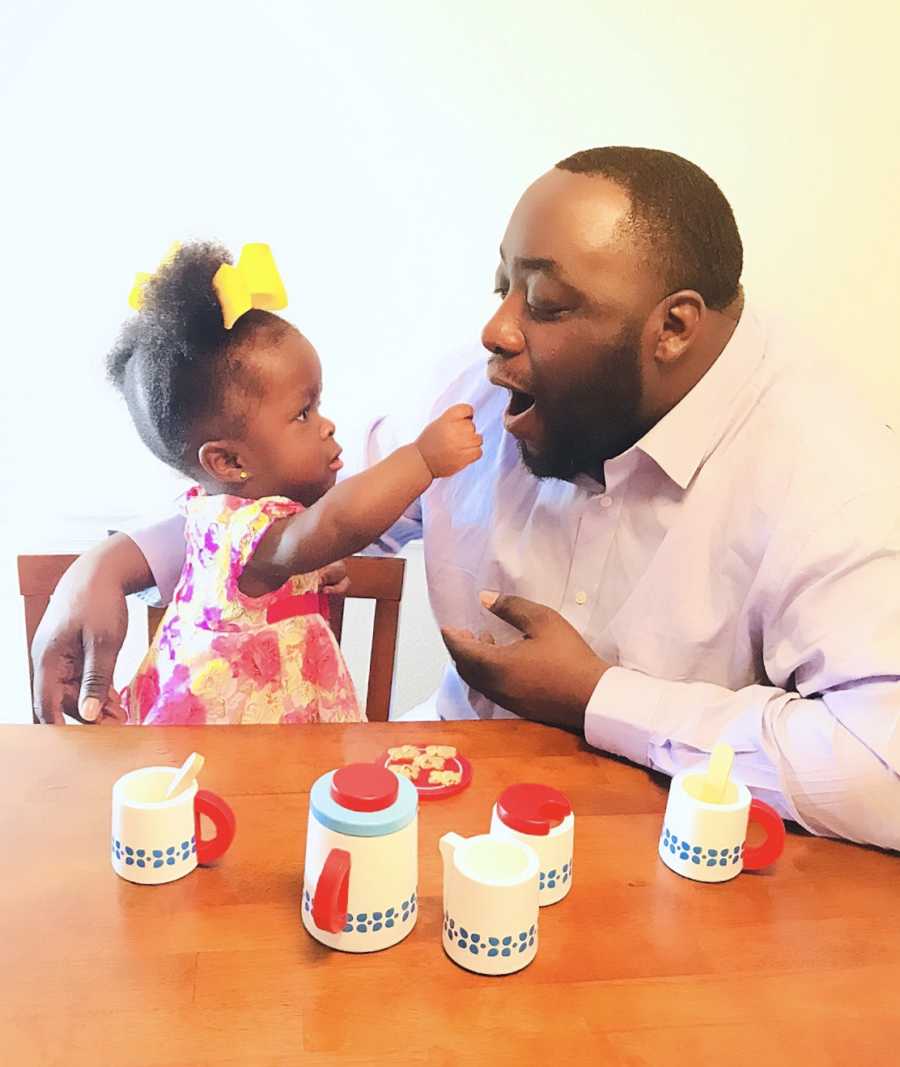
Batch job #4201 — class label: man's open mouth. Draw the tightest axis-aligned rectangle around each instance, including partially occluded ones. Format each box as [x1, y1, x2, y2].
[503, 388, 540, 441]
[507, 389, 535, 417]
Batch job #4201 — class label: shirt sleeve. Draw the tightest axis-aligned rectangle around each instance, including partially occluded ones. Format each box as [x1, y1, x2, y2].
[585, 489, 900, 851]
[124, 514, 187, 607]
[358, 415, 424, 557]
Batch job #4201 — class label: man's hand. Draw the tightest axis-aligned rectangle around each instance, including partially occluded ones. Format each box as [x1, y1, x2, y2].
[30, 536, 151, 723]
[440, 591, 610, 731]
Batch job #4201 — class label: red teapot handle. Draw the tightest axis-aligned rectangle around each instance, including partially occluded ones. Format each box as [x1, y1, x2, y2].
[312, 848, 351, 933]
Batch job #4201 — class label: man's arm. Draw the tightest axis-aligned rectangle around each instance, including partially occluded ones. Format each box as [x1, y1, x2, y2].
[443, 492, 900, 851]
[359, 416, 425, 556]
[583, 668, 900, 848]
[126, 514, 188, 605]
[31, 533, 158, 723]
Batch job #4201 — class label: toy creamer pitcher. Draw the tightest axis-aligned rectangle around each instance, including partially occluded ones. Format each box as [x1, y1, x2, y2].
[440, 831, 539, 975]
[302, 763, 418, 952]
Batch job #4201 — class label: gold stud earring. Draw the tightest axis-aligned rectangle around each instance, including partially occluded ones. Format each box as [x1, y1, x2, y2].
[240, 471, 250, 480]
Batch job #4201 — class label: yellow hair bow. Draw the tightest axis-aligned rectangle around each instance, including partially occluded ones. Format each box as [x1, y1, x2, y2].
[212, 243, 288, 329]
[128, 242, 182, 310]
[128, 242, 288, 330]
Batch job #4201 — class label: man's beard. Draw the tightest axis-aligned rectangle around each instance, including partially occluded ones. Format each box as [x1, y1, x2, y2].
[519, 325, 643, 482]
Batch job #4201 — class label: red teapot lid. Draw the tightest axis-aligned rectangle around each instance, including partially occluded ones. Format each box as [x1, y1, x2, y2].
[496, 783, 571, 835]
[331, 763, 398, 812]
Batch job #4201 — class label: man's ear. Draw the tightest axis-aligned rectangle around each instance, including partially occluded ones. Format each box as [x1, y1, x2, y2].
[653, 290, 705, 365]
[197, 440, 251, 487]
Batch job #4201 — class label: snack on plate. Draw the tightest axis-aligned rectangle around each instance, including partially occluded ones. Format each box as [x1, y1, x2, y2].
[388, 763, 418, 780]
[379, 743, 472, 800]
[425, 745, 457, 759]
[387, 745, 421, 761]
[428, 769, 462, 786]
[415, 753, 446, 770]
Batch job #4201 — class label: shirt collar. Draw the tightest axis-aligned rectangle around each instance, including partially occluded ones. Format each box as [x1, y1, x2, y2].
[630, 303, 767, 491]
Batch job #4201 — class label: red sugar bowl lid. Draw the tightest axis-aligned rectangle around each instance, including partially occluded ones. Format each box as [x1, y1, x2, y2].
[331, 763, 399, 812]
[496, 783, 572, 835]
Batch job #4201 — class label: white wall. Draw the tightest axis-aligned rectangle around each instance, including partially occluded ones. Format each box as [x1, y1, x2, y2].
[2, 0, 898, 722]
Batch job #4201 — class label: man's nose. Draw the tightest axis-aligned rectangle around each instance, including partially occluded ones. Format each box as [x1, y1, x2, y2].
[481, 297, 525, 358]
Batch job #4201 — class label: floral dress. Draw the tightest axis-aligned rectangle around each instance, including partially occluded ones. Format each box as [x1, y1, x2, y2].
[123, 487, 363, 725]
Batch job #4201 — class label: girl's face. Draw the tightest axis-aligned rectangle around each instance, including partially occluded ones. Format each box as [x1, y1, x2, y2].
[233, 328, 343, 506]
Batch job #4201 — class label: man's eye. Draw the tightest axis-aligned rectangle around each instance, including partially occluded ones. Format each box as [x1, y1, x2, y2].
[494, 284, 509, 298]
[527, 303, 567, 322]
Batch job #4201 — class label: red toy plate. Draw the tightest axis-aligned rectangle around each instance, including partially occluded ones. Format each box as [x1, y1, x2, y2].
[380, 743, 473, 801]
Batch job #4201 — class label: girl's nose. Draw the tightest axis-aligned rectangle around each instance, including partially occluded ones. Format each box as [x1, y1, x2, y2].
[320, 416, 336, 439]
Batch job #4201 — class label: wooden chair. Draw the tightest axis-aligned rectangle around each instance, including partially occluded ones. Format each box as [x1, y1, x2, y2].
[18, 553, 406, 723]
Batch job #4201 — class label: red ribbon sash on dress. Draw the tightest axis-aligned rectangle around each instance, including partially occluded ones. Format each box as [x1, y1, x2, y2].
[265, 590, 331, 625]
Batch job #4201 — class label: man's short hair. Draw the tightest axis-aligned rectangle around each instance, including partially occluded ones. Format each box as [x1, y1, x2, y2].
[557, 146, 743, 310]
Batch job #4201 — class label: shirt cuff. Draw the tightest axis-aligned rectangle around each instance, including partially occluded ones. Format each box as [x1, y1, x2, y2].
[584, 666, 665, 766]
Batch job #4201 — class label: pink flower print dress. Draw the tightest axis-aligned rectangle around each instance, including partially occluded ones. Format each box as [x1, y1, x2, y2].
[123, 487, 363, 725]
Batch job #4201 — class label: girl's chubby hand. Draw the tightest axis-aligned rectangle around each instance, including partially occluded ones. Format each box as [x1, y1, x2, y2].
[415, 405, 483, 477]
[94, 686, 128, 725]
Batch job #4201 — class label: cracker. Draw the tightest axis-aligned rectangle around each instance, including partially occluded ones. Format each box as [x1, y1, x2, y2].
[388, 763, 418, 780]
[387, 745, 420, 761]
[428, 769, 462, 786]
[425, 745, 457, 759]
[415, 753, 446, 770]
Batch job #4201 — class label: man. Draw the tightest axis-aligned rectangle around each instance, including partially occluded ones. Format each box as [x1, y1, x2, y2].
[32, 147, 900, 850]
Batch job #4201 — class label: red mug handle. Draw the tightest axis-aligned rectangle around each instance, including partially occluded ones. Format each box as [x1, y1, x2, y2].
[743, 798, 785, 870]
[194, 789, 237, 865]
[312, 848, 351, 933]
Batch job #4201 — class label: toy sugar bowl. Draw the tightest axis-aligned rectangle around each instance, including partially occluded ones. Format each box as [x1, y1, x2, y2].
[489, 783, 574, 906]
[659, 743, 786, 883]
[302, 763, 418, 952]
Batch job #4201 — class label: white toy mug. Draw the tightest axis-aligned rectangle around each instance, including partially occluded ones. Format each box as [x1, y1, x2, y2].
[111, 766, 235, 885]
[659, 769, 785, 883]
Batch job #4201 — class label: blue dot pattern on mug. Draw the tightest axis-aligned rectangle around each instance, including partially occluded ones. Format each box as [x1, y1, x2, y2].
[112, 836, 196, 868]
[539, 860, 573, 892]
[661, 826, 745, 866]
[302, 889, 417, 933]
[442, 913, 537, 956]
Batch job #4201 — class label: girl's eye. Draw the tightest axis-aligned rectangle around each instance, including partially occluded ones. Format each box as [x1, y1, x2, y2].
[296, 406, 311, 423]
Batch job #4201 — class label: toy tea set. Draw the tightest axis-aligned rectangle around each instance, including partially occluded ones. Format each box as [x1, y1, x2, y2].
[112, 740, 784, 976]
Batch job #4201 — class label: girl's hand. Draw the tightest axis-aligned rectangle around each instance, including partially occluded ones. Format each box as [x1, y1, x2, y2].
[96, 686, 128, 725]
[319, 559, 351, 597]
[415, 404, 483, 477]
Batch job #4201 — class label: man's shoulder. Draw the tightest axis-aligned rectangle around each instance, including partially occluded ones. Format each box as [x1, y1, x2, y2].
[742, 311, 900, 496]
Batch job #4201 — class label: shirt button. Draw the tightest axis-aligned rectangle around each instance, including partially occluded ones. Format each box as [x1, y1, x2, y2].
[574, 591, 587, 605]
[600, 495, 613, 509]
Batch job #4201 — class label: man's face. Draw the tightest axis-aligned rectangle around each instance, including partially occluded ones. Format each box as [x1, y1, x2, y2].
[483, 168, 663, 481]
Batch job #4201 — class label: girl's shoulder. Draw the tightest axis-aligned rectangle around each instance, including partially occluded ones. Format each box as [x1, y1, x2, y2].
[180, 486, 305, 569]
[181, 486, 303, 530]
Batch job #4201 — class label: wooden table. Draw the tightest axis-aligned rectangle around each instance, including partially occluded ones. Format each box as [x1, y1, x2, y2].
[2, 723, 898, 1066]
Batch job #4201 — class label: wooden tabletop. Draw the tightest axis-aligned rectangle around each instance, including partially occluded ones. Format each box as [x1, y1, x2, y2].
[1, 723, 898, 1067]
